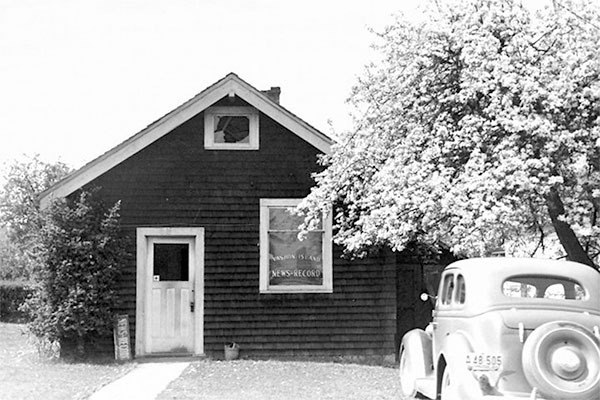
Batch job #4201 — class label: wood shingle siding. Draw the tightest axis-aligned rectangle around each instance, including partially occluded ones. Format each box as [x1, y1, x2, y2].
[202, 251, 396, 356]
[82, 103, 397, 359]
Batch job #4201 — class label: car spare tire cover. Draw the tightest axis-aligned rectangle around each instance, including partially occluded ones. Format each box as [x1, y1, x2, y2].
[522, 321, 600, 400]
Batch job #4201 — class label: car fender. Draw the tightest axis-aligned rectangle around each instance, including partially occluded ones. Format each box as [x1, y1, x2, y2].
[439, 332, 481, 399]
[401, 328, 434, 380]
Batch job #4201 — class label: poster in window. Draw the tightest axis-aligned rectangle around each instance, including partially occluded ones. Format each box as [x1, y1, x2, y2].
[268, 231, 323, 286]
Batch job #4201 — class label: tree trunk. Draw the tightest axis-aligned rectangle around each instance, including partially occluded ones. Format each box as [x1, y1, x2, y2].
[545, 188, 597, 269]
[75, 335, 86, 359]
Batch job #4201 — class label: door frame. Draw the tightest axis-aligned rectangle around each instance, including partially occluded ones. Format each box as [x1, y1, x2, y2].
[135, 227, 205, 357]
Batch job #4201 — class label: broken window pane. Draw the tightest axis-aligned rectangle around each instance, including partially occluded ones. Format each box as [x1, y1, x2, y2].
[214, 116, 250, 144]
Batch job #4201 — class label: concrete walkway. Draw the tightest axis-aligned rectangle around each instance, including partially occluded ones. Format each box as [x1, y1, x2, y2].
[89, 361, 190, 400]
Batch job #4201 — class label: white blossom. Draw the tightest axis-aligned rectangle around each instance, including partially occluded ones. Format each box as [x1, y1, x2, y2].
[299, 0, 600, 267]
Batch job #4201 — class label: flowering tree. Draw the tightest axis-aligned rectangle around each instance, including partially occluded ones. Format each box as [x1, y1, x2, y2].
[300, 0, 600, 268]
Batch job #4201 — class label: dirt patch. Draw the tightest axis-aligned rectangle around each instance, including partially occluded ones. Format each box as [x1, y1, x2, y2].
[159, 359, 403, 400]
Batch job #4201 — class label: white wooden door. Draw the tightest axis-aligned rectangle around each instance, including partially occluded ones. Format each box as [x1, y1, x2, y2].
[146, 237, 195, 354]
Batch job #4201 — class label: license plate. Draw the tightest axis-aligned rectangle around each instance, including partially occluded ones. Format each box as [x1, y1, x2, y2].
[466, 353, 502, 371]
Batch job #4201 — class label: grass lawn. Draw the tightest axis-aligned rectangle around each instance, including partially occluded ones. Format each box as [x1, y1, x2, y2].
[158, 359, 402, 400]
[1, 322, 405, 399]
[0, 323, 134, 400]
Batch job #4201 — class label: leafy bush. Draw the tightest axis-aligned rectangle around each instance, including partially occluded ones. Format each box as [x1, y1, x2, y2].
[0, 280, 33, 322]
[0, 156, 71, 281]
[0, 232, 25, 281]
[24, 189, 129, 358]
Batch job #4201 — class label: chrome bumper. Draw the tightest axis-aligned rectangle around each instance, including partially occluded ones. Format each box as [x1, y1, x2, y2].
[481, 388, 547, 400]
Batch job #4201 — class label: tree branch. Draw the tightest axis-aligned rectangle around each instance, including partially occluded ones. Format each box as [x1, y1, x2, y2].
[545, 187, 597, 269]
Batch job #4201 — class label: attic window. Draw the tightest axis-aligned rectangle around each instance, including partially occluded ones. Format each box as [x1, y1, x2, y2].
[204, 106, 259, 150]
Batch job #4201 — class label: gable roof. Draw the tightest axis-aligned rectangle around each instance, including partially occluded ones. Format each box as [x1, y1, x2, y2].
[39, 73, 334, 209]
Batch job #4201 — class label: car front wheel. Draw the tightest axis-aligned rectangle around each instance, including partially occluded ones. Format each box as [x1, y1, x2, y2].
[399, 345, 418, 398]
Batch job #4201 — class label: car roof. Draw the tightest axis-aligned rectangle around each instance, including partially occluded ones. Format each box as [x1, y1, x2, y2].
[445, 257, 598, 279]
[440, 258, 600, 314]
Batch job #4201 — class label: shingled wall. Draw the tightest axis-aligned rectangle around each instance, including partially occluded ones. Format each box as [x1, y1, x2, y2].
[86, 96, 397, 361]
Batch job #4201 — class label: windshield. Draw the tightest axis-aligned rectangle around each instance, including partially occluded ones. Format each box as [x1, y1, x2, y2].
[502, 275, 585, 300]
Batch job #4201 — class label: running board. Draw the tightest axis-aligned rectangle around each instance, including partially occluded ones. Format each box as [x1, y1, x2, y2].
[416, 377, 437, 399]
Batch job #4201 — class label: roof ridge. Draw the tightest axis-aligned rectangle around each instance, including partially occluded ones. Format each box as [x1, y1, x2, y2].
[39, 73, 333, 207]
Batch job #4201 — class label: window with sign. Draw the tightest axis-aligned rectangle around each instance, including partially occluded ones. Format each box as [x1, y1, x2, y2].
[204, 106, 259, 150]
[259, 199, 332, 293]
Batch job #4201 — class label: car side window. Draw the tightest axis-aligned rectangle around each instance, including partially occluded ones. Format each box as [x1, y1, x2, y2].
[441, 273, 454, 305]
[455, 274, 466, 304]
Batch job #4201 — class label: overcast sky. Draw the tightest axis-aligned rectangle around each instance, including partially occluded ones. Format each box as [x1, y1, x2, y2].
[0, 0, 549, 171]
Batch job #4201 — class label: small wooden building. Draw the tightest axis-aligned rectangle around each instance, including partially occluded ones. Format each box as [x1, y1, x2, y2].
[40, 73, 419, 362]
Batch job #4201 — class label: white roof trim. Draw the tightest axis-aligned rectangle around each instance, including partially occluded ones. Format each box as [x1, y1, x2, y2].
[40, 73, 333, 209]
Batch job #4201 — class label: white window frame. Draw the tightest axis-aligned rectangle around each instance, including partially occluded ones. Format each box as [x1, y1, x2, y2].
[259, 198, 332, 293]
[204, 106, 259, 150]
